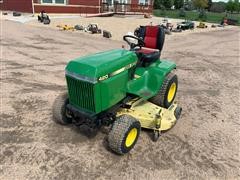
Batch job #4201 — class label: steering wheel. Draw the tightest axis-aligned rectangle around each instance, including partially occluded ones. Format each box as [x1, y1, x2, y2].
[123, 35, 145, 50]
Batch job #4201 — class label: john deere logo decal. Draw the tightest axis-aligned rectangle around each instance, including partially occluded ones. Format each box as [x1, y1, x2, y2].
[98, 62, 136, 82]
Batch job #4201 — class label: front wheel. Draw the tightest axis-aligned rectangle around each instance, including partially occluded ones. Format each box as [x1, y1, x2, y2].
[52, 93, 72, 125]
[108, 115, 141, 155]
[150, 73, 178, 108]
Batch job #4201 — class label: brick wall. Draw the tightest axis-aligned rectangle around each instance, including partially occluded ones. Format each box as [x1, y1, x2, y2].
[0, 0, 33, 12]
[69, 0, 99, 6]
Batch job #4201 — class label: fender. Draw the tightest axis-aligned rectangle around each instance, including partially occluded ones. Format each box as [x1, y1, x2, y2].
[127, 60, 176, 99]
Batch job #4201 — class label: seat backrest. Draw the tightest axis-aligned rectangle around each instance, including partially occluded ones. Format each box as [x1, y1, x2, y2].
[144, 26, 159, 49]
[142, 26, 165, 52]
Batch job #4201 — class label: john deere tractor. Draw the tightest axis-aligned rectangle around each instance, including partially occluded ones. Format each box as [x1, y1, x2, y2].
[53, 25, 182, 155]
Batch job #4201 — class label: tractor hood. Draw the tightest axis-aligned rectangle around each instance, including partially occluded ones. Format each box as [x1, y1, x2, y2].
[65, 49, 137, 83]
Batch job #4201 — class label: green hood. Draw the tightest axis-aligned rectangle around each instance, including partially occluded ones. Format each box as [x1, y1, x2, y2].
[65, 49, 137, 81]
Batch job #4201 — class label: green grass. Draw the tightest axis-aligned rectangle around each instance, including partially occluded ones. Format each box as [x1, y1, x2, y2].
[153, 9, 240, 25]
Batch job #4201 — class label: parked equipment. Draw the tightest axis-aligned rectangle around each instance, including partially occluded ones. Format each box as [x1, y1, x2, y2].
[226, 18, 238, 25]
[38, 10, 51, 25]
[13, 11, 21, 17]
[74, 25, 84, 31]
[57, 25, 75, 31]
[53, 25, 182, 155]
[177, 20, 195, 30]
[134, 25, 146, 39]
[86, 23, 102, 34]
[159, 24, 172, 35]
[144, 13, 152, 18]
[103, 30, 112, 38]
[197, 22, 208, 28]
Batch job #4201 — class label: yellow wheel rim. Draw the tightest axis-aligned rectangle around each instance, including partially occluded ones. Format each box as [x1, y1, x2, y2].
[125, 128, 138, 147]
[167, 82, 176, 103]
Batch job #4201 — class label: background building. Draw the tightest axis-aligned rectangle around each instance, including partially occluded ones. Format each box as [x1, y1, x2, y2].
[0, 0, 153, 14]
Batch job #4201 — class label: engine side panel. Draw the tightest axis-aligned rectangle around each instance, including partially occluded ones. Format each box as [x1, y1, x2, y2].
[100, 70, 129, 111]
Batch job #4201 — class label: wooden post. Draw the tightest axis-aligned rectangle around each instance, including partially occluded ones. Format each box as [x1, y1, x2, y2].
[32, 0, 35, 16]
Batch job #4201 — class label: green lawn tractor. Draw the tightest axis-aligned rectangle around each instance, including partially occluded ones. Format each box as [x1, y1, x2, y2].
[53, 25, 182, 155]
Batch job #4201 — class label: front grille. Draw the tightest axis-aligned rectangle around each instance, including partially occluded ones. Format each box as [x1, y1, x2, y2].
[66, 76, 95, 112]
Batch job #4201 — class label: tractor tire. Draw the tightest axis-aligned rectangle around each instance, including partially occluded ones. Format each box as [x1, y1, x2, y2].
[108, 115, 141, 155]
[150, 73, 178, 108]
[43, 18, 51, 25]
[52, 92, 72, 125]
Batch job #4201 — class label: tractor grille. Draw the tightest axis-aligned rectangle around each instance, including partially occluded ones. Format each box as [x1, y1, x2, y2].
[66, 76, 95, 112]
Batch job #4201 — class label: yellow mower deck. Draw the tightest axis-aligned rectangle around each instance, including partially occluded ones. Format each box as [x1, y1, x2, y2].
[117, 98, 181, 131]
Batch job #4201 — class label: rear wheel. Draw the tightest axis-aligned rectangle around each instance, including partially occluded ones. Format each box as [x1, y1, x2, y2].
[108, 115, 141, 155]
[52, 93, 72, 125]
[150, 73, 178, 108]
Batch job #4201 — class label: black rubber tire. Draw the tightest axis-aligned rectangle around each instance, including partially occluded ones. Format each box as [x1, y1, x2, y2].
[174, 106, 182, 120]
[43, 18, 50, 25]
[52, 93, 72, 125]
[150, 73, 178, 108]
[152, 131, 161, 142]
[108, 115, 141, 155]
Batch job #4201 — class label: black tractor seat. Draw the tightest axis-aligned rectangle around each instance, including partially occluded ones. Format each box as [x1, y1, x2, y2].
[134, 25, 165, 66]
[135, 48, 160, 64]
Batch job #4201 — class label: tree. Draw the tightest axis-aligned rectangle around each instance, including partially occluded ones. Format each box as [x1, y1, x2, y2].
[179, 8, 186, 17]
[234, 0, 240, 12]
[193, 0, 208, 9]
[184, 0, 194, 10]
[208, 0, 213, 11]
[226, 0, 236, 13]
[153, 0, 174, 9]
[193, 0, 208, 20]
[153, 0, 163, 9]
[163, 0, 174, 9]
[210, 2, 226, 13]
[174, 0, 184, 9]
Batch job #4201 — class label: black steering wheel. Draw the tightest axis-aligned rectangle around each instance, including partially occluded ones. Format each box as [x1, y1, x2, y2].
[123, 35, 145, 50]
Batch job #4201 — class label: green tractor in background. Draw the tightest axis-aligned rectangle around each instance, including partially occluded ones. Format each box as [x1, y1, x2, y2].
[53, 25, 182, 155]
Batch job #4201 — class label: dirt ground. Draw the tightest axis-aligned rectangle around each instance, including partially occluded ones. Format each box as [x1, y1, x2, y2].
[0, 19, 240, 180]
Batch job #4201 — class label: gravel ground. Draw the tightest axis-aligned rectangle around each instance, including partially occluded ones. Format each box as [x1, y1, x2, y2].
[0, 20, 240, 180]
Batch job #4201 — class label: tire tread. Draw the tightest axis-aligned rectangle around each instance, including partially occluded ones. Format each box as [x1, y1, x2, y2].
[150, 73, 177, 108]
[108, 115, 140, 155]
[52, 92, 71, 125]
